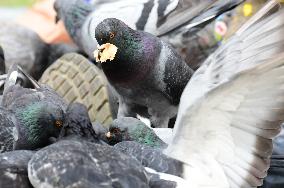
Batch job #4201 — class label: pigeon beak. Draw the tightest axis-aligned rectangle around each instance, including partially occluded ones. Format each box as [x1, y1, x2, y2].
[105, 132, 112, 139]
[94, 43, 118, 63]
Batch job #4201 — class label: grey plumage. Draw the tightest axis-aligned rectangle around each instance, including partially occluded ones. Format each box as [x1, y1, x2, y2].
[95, 18, 193, 128]
[164, 2, 284, 187]
[59, 102, 105, 144]
[0, 107, 18, 152]
[114, 141, 182, 176]
[0, 65, 67, 151]
[156, 0, 244, 36]
[0, 150, 34, 188]
[28, 140, 149, 188]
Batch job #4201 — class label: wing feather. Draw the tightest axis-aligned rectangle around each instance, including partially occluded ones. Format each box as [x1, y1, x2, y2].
[165, 53, 284, 187]
[175, 4, 284, 129]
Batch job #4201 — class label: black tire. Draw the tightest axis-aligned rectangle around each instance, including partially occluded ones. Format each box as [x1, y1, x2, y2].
[40, 53, 117, 126]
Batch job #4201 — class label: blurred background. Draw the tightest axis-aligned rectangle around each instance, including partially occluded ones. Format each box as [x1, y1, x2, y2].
[0, 0, 32, 20]
[0, 0, 269, 43]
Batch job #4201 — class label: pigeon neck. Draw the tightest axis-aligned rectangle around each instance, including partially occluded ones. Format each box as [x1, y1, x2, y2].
[14, 103, 49, 149]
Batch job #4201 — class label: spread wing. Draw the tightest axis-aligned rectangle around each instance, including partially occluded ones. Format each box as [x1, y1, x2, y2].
[157, 0, 244, 36]
[175, 2, 284, 127]
[165, 53, 284, 187]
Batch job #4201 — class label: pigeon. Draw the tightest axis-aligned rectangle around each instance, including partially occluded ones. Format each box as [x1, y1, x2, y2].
[0, 65, 66, 151]
[28, 140, 149, 188]
[163, 2, 284, 187]
[95, 18, 194, 128]
[54, 0, 243, 67]
[59, 102, 106, 144]
[1, 97, 65, 151]
[0, 150, 34, 188]
[106, 117, 167, 148]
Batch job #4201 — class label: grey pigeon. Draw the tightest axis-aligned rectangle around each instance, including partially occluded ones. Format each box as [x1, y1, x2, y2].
[0, 65, 66, 151]
[106, 117, 167, 148]
[54, 0, 242, 65]
[95, 18, 194, 128]
[59, 102, 106, 144]
[0, 95, 65, 151]
[28, 140, 149, 188]
[0, 150, 34, 188]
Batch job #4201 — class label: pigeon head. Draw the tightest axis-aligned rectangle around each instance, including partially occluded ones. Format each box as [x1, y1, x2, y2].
[95, 18, 158, 83]
[54, 0, 93, 37]
[106, 117, 166, 148]
[95, 18, 132, 46]
[13, 101, 65, 150]
[59, 102, 100, 143]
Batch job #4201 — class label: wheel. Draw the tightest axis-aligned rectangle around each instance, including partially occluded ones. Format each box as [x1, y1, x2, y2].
[40, 53, 118, 127]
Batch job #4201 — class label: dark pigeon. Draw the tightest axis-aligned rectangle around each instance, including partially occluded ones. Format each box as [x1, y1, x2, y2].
[0, 65, 66, 151]
[0, 150, 34, 188]
[59, 102, 106, 144]
[106, 117, 167, 148]
[28, 140, 149, 188]
[95, 18, 194, 128]
[0, 89, 65, 152]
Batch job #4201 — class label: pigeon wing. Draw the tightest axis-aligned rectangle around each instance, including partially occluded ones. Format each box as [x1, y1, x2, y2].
[165, 53, 284, 187]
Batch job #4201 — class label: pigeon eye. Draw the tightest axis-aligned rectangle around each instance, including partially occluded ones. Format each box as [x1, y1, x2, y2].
[109, 32, 115, 39]
[55, 120, 63, 128]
